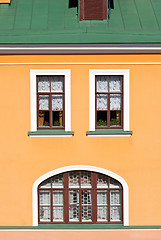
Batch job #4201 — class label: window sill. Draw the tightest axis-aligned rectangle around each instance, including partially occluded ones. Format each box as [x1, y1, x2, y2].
[86, 129, 132, 137]
[28, 130, 74, 137]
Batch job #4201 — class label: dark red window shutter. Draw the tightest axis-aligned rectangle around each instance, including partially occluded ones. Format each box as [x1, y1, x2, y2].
[79, 0, 107, 21]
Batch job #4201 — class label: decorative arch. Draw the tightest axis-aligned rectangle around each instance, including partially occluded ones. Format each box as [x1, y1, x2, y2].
[32, 165, 129, 226]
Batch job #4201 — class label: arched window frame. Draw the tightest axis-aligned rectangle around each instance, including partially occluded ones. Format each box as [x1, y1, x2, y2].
[33, 166, 129, 226]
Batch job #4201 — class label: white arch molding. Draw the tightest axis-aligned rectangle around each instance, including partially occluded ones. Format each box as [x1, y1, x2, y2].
[32, 165, 129, 226]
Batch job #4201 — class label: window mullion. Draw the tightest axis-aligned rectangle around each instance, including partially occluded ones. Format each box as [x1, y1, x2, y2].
[64, 172, 69, 223]
[79, 171, 82, 223]
[92, 172, 97, 223]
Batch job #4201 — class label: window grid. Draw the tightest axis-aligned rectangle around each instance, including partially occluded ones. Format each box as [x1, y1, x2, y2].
[95, 75, 123, 129]
[37, 75, 65, 130]
[38, 171, 123, 224]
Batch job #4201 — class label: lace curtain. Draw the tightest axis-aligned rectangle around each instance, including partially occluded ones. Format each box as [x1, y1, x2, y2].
[38, 77, 50, 92]
[109, 76, 121, 92]
[110, 94, 121, 110]
[97, 76, 108, 92]
[52, 95, 63, 111]
[97, 94, 108, 110]
[39, 95, 49, 110]
[51, 76, 63, 92]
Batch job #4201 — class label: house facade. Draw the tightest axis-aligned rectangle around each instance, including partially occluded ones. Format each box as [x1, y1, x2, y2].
[0, 0, 161, 239]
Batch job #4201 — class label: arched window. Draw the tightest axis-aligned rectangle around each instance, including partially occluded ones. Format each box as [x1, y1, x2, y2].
[38, 171, 123, 224]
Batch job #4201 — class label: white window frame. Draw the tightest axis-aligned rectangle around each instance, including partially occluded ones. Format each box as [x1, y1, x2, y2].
[30, 69, 71, 132]
[89, 69, 130, 132]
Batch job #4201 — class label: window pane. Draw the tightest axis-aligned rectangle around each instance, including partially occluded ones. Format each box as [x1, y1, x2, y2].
[97, 94, 108, 110]
[110, 190, 121, 205]
[38, 76, 50, 92]
[40, 191, 50, 205]
[69, 171, 80, 188]
[110, 179, 121, 188]
[109, 76, 121, 92]
[97, 190, 108, 205]
[82, 190, 92, 205]
[38, 110, 49, 127]
[52, 111, 63, 127]
[53, 207, 64, 221]
[82, 206, 92, 221]
[51, 76, 63, 92]
[52, 95, 63, 111]
[40, 206, 51, 221]
[69, 190, 79, 204]
[52, 174, 63, 188]
[39, 179, 51, 188]
[96, 76, 108, 92]
[39, 95, 49, 110]
[110, 206, 121, 221]
[97, 111, 107, 127]
[97, 206, 108, 221]
[53, 191, 63, 205]
[110, 111, 121, 127]
[110, 94, 121, 110]
[97, 174, 108, 188]
[69, 206, 79, 221]
[81, 172, 92, 188]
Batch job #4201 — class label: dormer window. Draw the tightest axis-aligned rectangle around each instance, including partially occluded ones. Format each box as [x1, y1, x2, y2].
[79, 0, 114, 21]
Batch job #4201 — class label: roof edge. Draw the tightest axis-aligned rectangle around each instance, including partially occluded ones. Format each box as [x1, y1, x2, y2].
[0, 43, 161, 54]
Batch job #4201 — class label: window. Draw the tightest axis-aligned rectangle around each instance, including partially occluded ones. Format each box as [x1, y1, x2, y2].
[37, 76, 65, 129]
[89, 69, 130, 134]
[79, 0, 107, 21]
[38, 171, 123, 224]
[96, 75, 123, 129]
[30, 70, 71, 135]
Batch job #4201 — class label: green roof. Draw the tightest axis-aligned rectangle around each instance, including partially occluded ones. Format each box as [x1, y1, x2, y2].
[0, 0, 161, 44]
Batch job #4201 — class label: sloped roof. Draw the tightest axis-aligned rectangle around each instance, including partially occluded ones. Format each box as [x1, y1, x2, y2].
[0, 0, 161, 44]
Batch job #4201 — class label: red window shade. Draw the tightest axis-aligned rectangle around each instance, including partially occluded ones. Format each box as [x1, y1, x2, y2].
[79, 0, 107, 21]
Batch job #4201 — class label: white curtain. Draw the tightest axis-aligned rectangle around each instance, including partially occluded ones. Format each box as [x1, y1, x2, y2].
[97, 76, 108, 92]
[38, 77, 50, 92]
[52, 95, 63, 111]
[110, 94, 121, 110]
[97, 94, 108, 110]
[51, 76, 63, 92]
[39, 95, 49, 110]
[109, 76, 121, 92]
[53, 191, 63, 205]
[40, 191, 50, 205]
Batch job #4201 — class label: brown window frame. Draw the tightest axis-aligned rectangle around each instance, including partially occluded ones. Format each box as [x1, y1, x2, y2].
[38, 171, 123, 224]
[95, 75, 123, 129]
[37, 75, 65, 130]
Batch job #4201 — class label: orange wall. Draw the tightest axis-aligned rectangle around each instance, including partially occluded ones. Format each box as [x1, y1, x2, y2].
[0, 54, 161, 226]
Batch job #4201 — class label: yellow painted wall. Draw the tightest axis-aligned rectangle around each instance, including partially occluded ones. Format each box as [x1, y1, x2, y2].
[0, 54, 161, 226]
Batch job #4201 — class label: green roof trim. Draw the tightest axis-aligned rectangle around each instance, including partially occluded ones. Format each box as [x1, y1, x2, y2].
[0, 0, 161, 44]
[28, 130, 74, 136]
[86, 129, 132, 135]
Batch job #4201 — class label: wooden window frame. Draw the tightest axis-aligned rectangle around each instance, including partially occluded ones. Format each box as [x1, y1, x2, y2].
[38, 171, 123, 224]
[95, 75, 123, 129]
[37, 75, 65, 130]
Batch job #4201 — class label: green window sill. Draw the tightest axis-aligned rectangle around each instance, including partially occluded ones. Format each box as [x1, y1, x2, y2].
[86, 129, 132, 136]
[28, 130, 74, 137]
